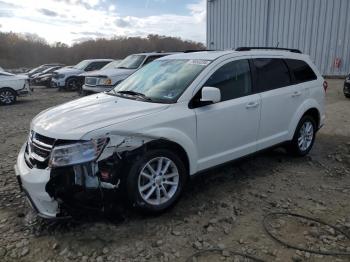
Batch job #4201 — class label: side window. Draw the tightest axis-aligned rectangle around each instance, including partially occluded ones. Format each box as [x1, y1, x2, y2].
[143, 55, 163, 66]
[204, 59, 252, 101]
[285, 59, 317, 83]
[253, 58, 291, 92]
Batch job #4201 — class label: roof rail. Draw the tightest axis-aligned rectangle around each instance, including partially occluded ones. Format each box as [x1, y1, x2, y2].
[235, 47, 302, 54]
[183, 49, 215, 53]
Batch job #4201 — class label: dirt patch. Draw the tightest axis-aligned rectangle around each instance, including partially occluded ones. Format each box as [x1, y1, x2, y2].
[0, 82, 349, 261]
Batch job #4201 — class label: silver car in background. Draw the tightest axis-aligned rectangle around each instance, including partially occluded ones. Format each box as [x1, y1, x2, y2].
[82, 53, 176, 95]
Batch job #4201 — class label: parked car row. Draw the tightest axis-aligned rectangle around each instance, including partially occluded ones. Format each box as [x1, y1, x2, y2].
[1, 50, 349, 106]
[51, 59, 114, 91]
[81, 52, 176, 95]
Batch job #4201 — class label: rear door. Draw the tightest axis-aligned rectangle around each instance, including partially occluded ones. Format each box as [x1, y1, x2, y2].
[194, 58, 261, 171]
[251, 58, 297, 150]
[284, 58, 318, 112]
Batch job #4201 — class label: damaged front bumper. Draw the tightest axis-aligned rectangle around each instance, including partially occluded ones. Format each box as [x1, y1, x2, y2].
[15, 144, 59, 218]
[15, 133, 155, 219]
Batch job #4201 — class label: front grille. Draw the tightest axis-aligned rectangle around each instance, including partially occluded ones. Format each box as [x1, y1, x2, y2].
[85, 77, 97, 86]
[25, 131, 55, 169]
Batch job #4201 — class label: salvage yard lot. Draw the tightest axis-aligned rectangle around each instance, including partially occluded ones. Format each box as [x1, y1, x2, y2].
[0, 80, 349, 262]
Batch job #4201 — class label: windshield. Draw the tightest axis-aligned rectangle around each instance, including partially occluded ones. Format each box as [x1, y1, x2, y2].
[101, 60, 121, 70]
[28, 66, 44, 74]
[41, 66, 56, 74]
[117, 55, 146, 69]
[74, 60, 90, 70]
[111, 59, 209, 103]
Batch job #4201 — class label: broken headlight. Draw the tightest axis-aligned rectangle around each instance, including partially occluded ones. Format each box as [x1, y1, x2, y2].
[49, 138, 108, 167]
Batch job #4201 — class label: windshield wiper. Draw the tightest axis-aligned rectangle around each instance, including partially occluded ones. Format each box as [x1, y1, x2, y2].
[117, 90, 152, 101]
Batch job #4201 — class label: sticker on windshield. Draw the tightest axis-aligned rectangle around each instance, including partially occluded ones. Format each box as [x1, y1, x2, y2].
[187, 60, 211, 66]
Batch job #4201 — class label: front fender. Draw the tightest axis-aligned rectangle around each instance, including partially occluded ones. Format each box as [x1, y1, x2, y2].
[141, 127, 198, 174]
[83, 128, 198, 175]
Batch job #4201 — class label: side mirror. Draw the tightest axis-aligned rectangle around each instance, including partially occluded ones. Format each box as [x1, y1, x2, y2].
[201, 86, 221, 104]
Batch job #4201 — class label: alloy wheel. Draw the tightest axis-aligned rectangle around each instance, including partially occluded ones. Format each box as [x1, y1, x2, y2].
[138, 157, 179, 206]
[0, 90, 15, 104]
[68, 79, 78, 90]
[298, 121, 314, 151]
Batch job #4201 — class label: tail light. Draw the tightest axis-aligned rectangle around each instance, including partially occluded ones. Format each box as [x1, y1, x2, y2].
[323, 81, 328, 92]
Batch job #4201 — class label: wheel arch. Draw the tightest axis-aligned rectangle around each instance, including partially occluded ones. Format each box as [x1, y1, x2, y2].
[65, 76, 78, 84]
[141, 139, 190, 177]
[288, 99, 321, 140]
[0, 86, 17, 93]
[302, 108, 320, 128]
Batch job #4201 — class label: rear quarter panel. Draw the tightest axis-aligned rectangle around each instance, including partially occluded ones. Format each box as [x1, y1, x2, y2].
[288, 57, 325, 139]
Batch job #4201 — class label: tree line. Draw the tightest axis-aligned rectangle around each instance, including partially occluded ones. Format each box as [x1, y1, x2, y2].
[0, 32, 206, 69]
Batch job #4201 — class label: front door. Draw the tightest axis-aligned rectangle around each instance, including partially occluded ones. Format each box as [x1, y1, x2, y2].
[194, 59, 261, 171]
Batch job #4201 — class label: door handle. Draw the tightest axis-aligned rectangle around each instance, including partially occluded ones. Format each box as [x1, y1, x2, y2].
[245, 101, 259, 109]
[291, 91, 302, 97]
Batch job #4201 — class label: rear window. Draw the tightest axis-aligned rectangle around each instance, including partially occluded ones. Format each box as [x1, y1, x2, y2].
[285, 59, 317, 83]
[252, 58, 291, 92]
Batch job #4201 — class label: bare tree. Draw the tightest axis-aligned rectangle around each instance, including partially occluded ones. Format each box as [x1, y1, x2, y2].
[0, 33, 206, 69]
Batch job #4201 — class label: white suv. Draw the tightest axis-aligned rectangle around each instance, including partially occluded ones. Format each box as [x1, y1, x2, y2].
[82, 53, 177, 95]
[15, 48, 325, 218]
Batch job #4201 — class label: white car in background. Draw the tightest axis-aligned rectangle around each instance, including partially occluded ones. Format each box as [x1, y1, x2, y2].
[82, 53, 176, 95]
[51, 59, 113, 91]
[0, 71, 31, 105]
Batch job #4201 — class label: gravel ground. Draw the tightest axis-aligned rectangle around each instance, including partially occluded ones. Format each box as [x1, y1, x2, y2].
[0, 80, 349, 262]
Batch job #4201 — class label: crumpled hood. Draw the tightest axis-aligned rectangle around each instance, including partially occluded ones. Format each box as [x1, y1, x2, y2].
[31, 93, 169, 140]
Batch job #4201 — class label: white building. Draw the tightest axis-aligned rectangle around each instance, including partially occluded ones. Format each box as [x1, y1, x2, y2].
[207, 0, 350, 76]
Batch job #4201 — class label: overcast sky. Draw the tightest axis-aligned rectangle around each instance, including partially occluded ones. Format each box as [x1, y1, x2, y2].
[0, 0, 206, 45]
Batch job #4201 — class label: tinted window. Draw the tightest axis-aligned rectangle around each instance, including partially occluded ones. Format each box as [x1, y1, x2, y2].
[118, 55, 146, 69]
[204, 59, 252, 101]
[285, 59, 317, 83]
[86, 61, 110, 71]
[253, 58, 291, 92]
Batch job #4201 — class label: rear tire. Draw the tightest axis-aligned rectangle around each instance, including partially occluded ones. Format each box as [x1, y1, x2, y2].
[0, 88, 17, 105]
[344, 86, 350, 98]
[288, 115, 316, 156]
[125, 149, 187, 214]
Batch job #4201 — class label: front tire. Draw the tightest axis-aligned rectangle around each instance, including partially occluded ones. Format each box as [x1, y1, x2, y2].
[126, 149, 187, 214]
[66, 78, 79, 91]
[288, 115, 316, 156]
[0, 88, 17, 105]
